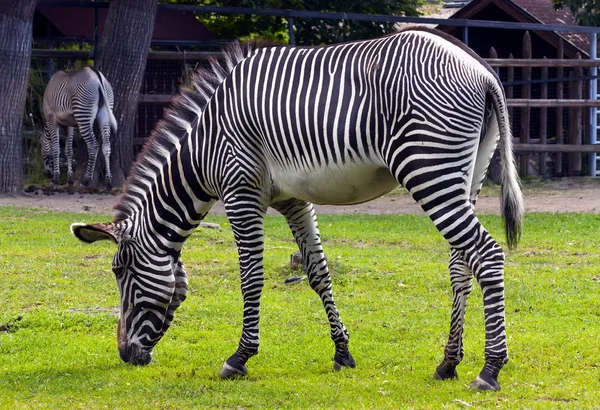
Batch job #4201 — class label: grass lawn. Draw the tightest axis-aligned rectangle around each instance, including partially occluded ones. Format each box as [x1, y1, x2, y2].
[1, 206, 599, 409]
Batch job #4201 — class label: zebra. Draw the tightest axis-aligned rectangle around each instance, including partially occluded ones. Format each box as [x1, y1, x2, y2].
[42, 67, 117, 189]
[70, 26, 523, 391]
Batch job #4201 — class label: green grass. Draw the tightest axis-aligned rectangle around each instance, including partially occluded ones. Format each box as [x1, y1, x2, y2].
[1, 206, 599, 409]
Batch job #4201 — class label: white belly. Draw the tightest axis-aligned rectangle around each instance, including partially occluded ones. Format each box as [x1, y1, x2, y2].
[271, 162, 399, 205]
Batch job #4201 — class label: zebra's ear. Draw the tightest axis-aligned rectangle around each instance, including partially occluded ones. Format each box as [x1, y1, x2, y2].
[70, 222, 119, 244]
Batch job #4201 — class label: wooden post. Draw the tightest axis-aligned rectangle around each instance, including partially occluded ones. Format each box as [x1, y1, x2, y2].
[488, 47, 501, 184]
[507, 53, 514, 128]
[520, 31, 532, 176]
[540, 58, 548, 177]
[489, 47, 498, 70]
[556, 39, 564, 175]
[569, 53, 583, 175]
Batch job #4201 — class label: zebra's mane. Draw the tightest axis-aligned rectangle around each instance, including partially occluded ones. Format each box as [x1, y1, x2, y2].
[113, 42, 258, 222]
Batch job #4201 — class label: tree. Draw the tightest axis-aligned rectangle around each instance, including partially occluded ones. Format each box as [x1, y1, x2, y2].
[0, 0, 39, 193]
[553, 0, 600, 26]
[293, 0, 425, 45]
[162, 0, 425, 45]
[94, 0, 158, 189]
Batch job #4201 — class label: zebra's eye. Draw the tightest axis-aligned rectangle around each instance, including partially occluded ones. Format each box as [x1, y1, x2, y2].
[112, 266, 126, 278]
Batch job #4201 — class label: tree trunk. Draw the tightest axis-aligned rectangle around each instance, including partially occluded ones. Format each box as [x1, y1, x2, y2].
[0, 0, 38, 193]
[94, 0, 157, 188]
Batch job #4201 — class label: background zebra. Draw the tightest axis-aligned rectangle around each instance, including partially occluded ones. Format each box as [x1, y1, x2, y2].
[71, 26, 523, 391]
[42, 67, 117, 189]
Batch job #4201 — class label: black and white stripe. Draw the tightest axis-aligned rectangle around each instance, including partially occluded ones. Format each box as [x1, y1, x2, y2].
[42, 67, 117, 188]
[72, 27, 523, 391]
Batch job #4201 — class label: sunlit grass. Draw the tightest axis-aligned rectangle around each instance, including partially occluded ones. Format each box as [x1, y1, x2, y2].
[1, 207, 599, 408]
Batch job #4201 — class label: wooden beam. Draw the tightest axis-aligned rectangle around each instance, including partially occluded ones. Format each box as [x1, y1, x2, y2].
[486, 58, 600, 67]
[507, 99, 600, 107]
[138, 95, 600, 107]
[139, 94, 173, 103]
[146, 51, 222, 60]
[31, 49, 222, 60]
[513, 144, 600, 153]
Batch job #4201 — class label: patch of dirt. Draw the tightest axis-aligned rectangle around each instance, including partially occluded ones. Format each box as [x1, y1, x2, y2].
[1, 179, 599, 216]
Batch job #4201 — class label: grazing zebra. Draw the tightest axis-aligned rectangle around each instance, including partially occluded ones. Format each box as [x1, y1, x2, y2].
[71, 26, 523, 391]
[42, 67, 117, 189]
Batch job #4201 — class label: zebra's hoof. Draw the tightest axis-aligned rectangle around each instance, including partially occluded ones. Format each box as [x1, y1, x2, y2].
[81, 178, 90, 187]
[433, 362, 458, 380]
[105, 182, 112, 192]
[469, 375, 500, 391]
[332, 351, 356, 371]
[218, 361, 247, 379]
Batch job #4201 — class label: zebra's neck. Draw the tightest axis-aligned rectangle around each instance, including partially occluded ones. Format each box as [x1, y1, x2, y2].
[112, 43, 258, 251]
[115, 136, 217, 252]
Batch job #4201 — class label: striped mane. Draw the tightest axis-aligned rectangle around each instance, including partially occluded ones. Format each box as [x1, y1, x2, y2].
[113, 42, 258, 222]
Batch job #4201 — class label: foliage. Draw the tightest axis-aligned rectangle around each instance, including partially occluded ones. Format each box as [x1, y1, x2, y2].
[553, 0, 600, 26]
[1, 207, 600, 408]
[159, 0, 426, 45]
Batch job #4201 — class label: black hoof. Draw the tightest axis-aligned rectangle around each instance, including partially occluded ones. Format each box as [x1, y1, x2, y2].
[470, 370, 500, 391]
[433, 362, 458, 380]
[81, 178, 90, 187]
[218, 356, 248, 379]
[333, 350, 356, 371]
[105, 182, 112, 192]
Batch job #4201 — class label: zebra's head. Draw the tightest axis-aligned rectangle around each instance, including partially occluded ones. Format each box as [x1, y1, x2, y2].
[70, 221, 189, 365]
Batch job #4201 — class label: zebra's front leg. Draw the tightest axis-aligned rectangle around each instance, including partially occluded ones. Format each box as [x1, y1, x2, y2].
[434, 248, 473, 381]
[48, 123, 61, 186]
[65, 127, 75, 186]
[272, 199, 355, 371]
[466, 229, 508, 391]
[218, 199, 267, 379]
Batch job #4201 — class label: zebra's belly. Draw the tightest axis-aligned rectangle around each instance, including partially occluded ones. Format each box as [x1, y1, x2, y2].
[54, 111, 77, 127]
[270, 163, 399, 205]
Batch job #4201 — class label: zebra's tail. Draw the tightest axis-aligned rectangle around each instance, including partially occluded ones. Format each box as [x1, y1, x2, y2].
[91, 67, 118, 134]
[98, 83, 118, 134]
[489, 80, 523, 250]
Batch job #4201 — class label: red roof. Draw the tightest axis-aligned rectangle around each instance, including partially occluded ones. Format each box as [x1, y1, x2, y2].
[440, 0, 589, 57]
[37, 6, 215, 41]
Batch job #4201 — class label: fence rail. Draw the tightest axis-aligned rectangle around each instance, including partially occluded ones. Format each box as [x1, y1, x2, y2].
[31, 49, 221, 61]
[514, 144, 600, 153]
[29, 2, 600, 177]
[136, 95, 600, 109]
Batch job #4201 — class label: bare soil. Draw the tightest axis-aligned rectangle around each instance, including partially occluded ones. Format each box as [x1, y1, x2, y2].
[1, 179, 599, 216]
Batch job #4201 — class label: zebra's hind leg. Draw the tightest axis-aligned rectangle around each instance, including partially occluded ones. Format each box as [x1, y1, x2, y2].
[421, 198, 507, 390]
[271, 199, 355, 371]
[466, 227, 507, 391]
[218, 195, 268, 379]
[77, 120, 98, 188]
[100, 123, 112, 191]
[434, 248, 473, 381]
[65, 127, 75, 186]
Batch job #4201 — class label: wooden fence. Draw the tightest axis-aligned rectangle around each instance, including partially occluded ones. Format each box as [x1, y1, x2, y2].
[29, 31, 600, 178]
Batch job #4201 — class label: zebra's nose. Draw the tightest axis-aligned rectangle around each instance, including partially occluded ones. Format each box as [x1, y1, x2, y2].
[128, 344, 153, 366]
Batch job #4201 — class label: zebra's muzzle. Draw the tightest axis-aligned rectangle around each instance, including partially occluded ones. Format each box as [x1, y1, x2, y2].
[119, 343, 153, 365]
